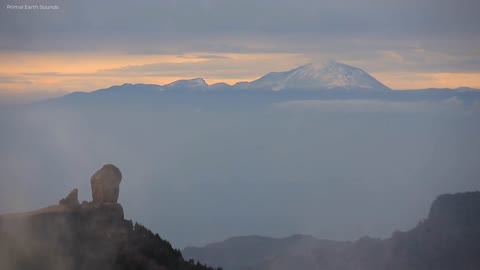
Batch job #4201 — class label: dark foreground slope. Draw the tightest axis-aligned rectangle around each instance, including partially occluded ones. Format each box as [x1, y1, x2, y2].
[0, 205, 218, 270]
[0, 165, 220, 270]
[184, 191, 480, 270]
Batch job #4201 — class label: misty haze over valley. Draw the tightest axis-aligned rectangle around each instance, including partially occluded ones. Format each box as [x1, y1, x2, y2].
[1, 62, 479, 250]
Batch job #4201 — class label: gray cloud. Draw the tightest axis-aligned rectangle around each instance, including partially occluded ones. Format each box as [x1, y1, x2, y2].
[1, 0, 478, 50]
[97, 60, 260, 79]
[18, 56, 305, 81]
[1, 0, 479, 77]
[20, 72, 92, 77]
[0, 75, 32, 84]
[181, 55, 233, 60]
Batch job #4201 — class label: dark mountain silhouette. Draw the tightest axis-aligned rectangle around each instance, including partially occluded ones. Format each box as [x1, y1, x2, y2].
[0, 164, 221, 270]
[183, 191, 480, 270]
[183, 234, 349, 270]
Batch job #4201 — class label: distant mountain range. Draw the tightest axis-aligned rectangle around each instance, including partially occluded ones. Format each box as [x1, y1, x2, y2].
[54, 60, 393, 96]
[183, 234, 348, 270]
[35, 60, 479, 108]
[183, 191, 480, 270]
[149, 60, 391, 91]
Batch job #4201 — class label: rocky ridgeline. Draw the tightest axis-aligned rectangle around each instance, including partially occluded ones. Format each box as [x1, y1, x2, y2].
[0, 164, 220, 270]
[0, 164, 129, 270]
[26, 164, 127, 238]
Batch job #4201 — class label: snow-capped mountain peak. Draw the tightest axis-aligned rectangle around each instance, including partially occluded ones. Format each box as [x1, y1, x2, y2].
[239, 60, 390, 91]
[164, 78, 208, 89]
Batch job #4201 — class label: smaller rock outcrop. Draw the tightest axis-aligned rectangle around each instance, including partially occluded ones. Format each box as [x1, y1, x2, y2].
[59, 188, 79, 207]
[91, 164, 122, 204]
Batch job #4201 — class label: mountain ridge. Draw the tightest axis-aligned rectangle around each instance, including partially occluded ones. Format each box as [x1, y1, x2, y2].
[53, 61, 393, 97]
[183, 191, 480, 270]
[31, 61, 480, 107]
[235, 60, 390, 91]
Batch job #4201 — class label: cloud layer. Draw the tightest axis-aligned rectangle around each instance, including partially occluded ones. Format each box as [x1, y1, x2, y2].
[275, 97, 480, 114]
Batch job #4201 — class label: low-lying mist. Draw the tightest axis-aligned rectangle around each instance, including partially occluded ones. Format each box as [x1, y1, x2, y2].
[1, 101, 479, 248]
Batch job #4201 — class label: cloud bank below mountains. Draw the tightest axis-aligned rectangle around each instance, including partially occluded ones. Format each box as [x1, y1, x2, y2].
[275, 97, 480, 114]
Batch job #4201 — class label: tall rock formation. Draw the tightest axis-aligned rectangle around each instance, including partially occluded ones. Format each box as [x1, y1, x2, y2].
[91, 164, 122, 204]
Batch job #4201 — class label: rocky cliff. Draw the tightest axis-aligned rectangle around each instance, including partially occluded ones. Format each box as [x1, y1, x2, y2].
[0, 164, 220, 270]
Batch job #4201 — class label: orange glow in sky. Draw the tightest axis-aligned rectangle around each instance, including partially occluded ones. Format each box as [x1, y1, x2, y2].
[1, 51, 479, 98]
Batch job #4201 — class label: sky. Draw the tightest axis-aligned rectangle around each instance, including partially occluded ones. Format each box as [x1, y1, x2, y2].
[1, 0, 480, 100]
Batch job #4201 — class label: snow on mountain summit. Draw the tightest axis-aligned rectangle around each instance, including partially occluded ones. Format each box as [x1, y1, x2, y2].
[164, 78, 208, 89]
[240, 60, 390, 91]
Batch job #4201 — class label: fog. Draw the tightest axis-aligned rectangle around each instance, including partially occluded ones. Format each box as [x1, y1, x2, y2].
[1, 101, 479, 248]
